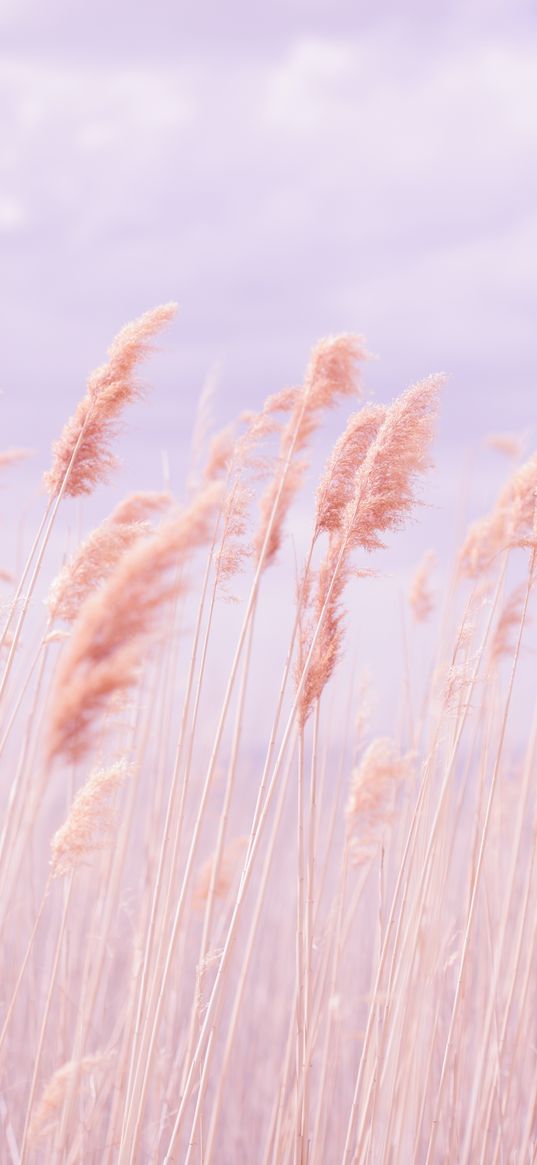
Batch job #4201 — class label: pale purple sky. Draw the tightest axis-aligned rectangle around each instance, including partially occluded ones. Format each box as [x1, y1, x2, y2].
[1, 0, 536, 740]
[2, 0, 536, 458]
[1, 0, 536, 519]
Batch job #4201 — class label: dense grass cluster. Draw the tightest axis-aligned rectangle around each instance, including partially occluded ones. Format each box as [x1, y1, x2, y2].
[0, 306, 536, 1163]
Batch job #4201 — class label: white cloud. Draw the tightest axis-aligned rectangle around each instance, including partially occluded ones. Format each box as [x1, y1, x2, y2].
[264, 34, 537, 172]
[264, 36, 358, 130]
[0, 22, 535, 459]
[0, 55, 194, 156]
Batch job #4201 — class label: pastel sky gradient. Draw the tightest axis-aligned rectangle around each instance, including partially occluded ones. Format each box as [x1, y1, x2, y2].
[2, 0, 536, 459]
[1, 0, 536, 739]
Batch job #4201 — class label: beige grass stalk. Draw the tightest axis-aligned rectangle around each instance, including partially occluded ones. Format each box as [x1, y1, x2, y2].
[0, 634, 49, 885]
[479, 883, 509, 1160]
[359, 760, 478, 1159]
[307, 850, 349, 1162]
[292, 702, 321, 1165]
[380, 704, 484, 1153]
[162, 534, 366, 1160]
[198, 393, 377, 1020]
[118, 356, 338, 1163]
[489, 833, 537, 1165]
[180, 609, 256, 1106]
[301, 699, 320, 1162]
[0, 631, 48, 759]
[125, 540, 243, 1131]
[274, 976, 322, 1165]
[279, 864, 374, 1165]
[266, 725, 353, 1165]
[375, 698, 490, 1159]
[55, 755, 150, 1152]
[344, 560, 508, 1163]
[361, 570, 505, 1127]
[266, 998, 299, 1165]
[131, 592, 185, 982]
[63, 1053, 116, 1165]
[1, 337, 451, 1155]
[185, 1029, 215, 1162]
[225, 339, 368, 866]
[122, 536, 218, 1123]
[50, 737, 151, 1149]
[0, 877, 51, 1059]
[305, 689, 361, 1155]
[121, 422, 288, 1136]
[0, 426, 88, 713]
[150, 527, 240, 999]
[342, 776, 436, 1163]
[239, 539, 315, 869]
[203, 743, 296, 1165]
[120, 568, 225, 1152]
[294, 729, 307, 1165]
[162, 376, 442, 1159]
[424, 551, 535, 1165]
[378, 1014, 424, 1164]
[104, 825, 183, 1165]
[19, 872, 74, 1163]
[365, 852, 388, 1165]
[456, 551, 536, 1165]
[375, 885, 448, 1164]
[0, 636, 53, 927]
[285, 924, 365, 1165]
[517, 1047, 537, 1165]
[232, 370, 367, 861]
[0, 501, 51, 655]
[168, 736, 297, 1165]
[410, 993, 444, 1161]
[404, 695, 494, 1158]
[48, 641, 160, 1150]
[308, 863, 375, 1161]
[0, 1094, 19, 1165]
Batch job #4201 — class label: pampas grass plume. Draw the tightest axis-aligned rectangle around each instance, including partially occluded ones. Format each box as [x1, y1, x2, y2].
[47, 482, 222, 763]
[345, 737, 411, 864]
[315, 403, 386, 538]
[29, 1055, 104, 1141]
[409, 549, 437, 623]
[47, 492, 172, 624]
[300, 375, 442, 723]
[51, 758, 130, 876]
[44, 303, 177, 498]
[255, 334, 369, 566]
[460, 452, 537, 576]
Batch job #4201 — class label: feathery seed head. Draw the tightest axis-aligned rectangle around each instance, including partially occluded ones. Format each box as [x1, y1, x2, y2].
[51, 759, 130, 876]
[409, 549, 437, 623]
[47, 482, 222, 764]
[345, 738, 411, 864]
[255, 334, 370, 568]
[30, 1055, 105, 1141]
[459, 452, 537, 577]
[44, 303, 177, 498]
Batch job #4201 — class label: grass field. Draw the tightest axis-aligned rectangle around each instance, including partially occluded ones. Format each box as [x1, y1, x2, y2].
[1, 305, 536, 1163]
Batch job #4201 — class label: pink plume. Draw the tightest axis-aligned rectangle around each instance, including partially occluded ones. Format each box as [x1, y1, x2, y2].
[44, 303, 177, 498]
